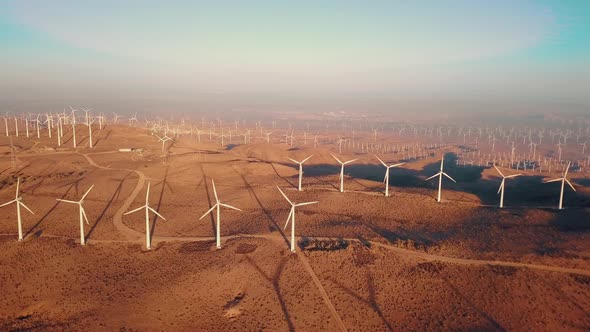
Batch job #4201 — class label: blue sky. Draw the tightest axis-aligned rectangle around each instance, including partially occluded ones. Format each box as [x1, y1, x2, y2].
[1, 0, 589, 103]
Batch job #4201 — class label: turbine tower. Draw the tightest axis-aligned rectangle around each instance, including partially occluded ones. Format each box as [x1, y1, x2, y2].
[375, 156, 405, 197]
[277, 187, 318, 253]
[426, 155, 456, 202]
[0, 177, 34, 241]
[287, 155, 313, 191]
[494, 165, 521, 208]
[56, 185, 94, 245]
[331, 153, 358, 193]
[124, 182, 166, 249]
[544, 161, 576, 210]
[199, 179, 241, 249]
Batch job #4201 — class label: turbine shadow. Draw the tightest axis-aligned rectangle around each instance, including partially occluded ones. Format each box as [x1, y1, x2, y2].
[233, 167, 290, 248]
[150, 165, 170, 240]
[86, 172, 132, 240]
[199, 163, 216, 234]
[245, 256, 295, 332]
[23, 178, 84, 239]
[440, 274, 506, 331]
[329, 273, 393, 331]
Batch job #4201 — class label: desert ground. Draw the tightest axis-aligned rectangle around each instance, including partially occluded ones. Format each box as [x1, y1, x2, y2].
[0, 118, 589, 331]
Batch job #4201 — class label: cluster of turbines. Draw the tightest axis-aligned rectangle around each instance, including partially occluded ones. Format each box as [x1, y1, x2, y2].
[1, 153, 578, 253]
[3, 108, 589, 174]
[0, 109, 585, 253]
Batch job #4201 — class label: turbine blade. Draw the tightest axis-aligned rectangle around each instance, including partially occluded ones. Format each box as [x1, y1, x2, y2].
[81, 184, 94, 201]
[19, 201, 35, 215]
[497, 180, 504, 194]
[391, 162, 405, 168]
[565, 179, 576, 192]
[506, 174, 522, 178]
[199, 204, 217, 220]
[330, 153, 342, 164]
[284, 207, 294, 230]
[124, 205, 146, 215]
[146, 182, 151, 203]
[149, 207, 166, 221]
[81, 207, 90, 225]
[443, 172, 457, 183]
[295, 201, 318, 207]
[15, 177, 20, 199]
[277, 186, 293, 205]
[220, 203, 242, 211]
[56, 199, 78, 204]
[544, 178, 562, 183]
[211, 179, 219, 203]
[301, 155, 313, 163]
[425, 172, 441, 181]
[287, 157, 299, 164]
[0, 199, 16, 208]
[564, 161, 571, 177]
[494, 165, 504, 177]
[375, 155, 387, 167]
[344, 158, 359, 164]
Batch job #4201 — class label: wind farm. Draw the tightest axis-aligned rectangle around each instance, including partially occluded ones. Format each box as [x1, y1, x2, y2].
[1, 1, 590, 331]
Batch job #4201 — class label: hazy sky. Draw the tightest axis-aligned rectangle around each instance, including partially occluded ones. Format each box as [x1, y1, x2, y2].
[1, 1, 589, 104]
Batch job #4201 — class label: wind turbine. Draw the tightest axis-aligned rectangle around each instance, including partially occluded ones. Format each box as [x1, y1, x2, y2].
[113, 113, 124, 124]
[336, 136, 346, 153]
[56, 185, 94, 245]
[375, 156, 405, 197]
[87, 118, 95, 148]
[124, 182, 166, 250]
[277, 187, 318, 253]
[331, 153, 358, 193]
[425, 155, 456, 202]
[0, 178, 34, 241]
[1, 116, 8, 136]
[494, 165, 521, 208]
[14, 115, 19, 137]
[199, 179, 241, 249]
[287, 155, 313, 191]
[264, 130, 273, 144]
[70, 108, 78, 147]
[156, 134, 172, 153]
[544, 161, 576, 210]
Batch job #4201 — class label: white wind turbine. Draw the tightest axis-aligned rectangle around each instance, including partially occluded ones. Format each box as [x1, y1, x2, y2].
[56, 185, 94, 245]
[87, 117, 95, 148]
[156, 134, 172, 152]
[112, 113, 124, 124]
[124, 182, 166, 249]
[0, 178, 34, 241]
[375, 156, 405, 197]
[425, 155, 456, 202]
[331, 153, 358, 193]
[287, 155, 313, 191]
[1, 116, 8, 137]
[14, 115, 19, 137]
[45, 113, 53, 139]
[199, 179, 241, 249]
[69, 108, 78, 147]
[264, 130, 273, 143]
[277, 187, 318, 253]
[544, 161, 576, 210]
[494, 165, 521, 208]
